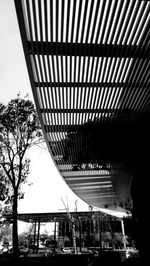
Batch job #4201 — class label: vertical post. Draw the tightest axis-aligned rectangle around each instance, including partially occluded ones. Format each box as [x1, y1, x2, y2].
[121, 219, 126, 251]
[92, 216, 96, 247]
[87, 220, 90, 248]
[33, 220, 37, 254]
[64, 221, 66, 237]
[60, 221, 62, 237]
[99, 219, 102, 249]
[36, 219, 40, 253]
[54, 218, 56, 254]
[89, 220, 91, 235]
[110, 219, 115, 250]
[72, 222, 77, 254]
[79, 218, 82, 252]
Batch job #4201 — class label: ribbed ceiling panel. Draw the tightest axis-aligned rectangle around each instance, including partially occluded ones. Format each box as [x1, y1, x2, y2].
[15, 0, 150, 213]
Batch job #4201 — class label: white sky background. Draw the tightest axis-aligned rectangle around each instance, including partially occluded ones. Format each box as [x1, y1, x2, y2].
[0, 1, 127, 221]
[0, 0, 89, 214]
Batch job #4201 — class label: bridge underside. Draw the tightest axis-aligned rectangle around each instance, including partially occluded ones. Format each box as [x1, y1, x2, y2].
[15, 0, 150, 214]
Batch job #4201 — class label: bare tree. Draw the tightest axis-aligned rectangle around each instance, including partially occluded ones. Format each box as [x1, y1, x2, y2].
[61, 197, 77, 254]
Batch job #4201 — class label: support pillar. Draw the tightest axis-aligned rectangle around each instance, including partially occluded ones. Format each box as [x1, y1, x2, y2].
[33, 220, 37, 254]
[79, 218, 82, 252]
[36, 219, 41, 253]
[99, 220, 102, 249]
[72, 222, 77, 254]
[54, 218, 56, 254]
[121, 219, 126, 251]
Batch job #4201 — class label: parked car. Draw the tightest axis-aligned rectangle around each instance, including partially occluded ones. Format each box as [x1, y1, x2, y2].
[19, 245, 29, 255]
[62, 247, 72, 254]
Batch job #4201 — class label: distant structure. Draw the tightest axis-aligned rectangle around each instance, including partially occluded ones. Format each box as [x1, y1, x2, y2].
[5, 211, 130, 253]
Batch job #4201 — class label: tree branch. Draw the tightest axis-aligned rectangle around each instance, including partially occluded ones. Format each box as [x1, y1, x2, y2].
[1, 163, 14, 187]
[16, 158, 22, 189]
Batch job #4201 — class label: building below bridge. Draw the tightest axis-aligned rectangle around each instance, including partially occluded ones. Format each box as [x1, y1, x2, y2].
[5, 211, 132, 254]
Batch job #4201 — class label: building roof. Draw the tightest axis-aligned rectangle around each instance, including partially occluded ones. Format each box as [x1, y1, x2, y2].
[9, 211, 121, 223]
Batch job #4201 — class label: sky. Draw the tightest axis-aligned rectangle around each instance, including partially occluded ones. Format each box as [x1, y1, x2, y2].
[0, 1, 127, 220]
[0, 0, 89, 214]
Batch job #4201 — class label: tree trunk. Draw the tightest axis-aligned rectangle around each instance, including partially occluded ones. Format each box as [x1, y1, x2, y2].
[72, 223, 76, 254]
[12, 187, 19, 260]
